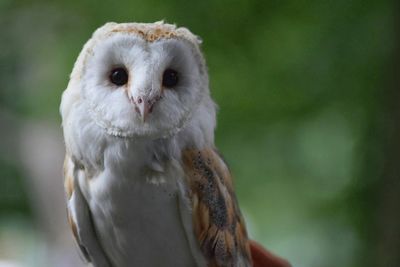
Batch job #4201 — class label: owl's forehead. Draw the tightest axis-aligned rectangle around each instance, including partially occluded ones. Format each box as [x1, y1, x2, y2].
[70, 22, 206, 81]
[93, 22, 201, 45]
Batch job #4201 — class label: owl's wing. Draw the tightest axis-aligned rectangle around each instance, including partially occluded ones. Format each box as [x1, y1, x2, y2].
[182, 148, 252, 267]
[64, 155, 111, 267]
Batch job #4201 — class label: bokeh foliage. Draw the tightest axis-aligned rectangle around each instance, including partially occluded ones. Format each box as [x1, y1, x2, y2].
[0, 0, 396, 266]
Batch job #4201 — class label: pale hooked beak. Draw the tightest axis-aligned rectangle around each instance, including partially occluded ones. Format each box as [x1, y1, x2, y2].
[131, 95, 161, 122]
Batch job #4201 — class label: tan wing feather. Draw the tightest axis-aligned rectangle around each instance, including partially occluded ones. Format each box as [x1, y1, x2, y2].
[64, 155, 112, 267]
[63, 155, 92, 262]
[182, 148, 252, 267]
[64, 156, 74, 199]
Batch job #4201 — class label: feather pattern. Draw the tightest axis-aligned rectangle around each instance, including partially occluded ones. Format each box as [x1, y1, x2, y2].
[182, 148, 252, 267]
[64, 155, 111, 267]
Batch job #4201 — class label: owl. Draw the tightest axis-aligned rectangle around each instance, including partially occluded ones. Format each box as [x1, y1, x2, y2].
[60, 22, 290, 267]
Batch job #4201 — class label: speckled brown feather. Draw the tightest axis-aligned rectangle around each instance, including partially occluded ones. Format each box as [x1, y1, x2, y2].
[182, 148, 252, 267]
[109, 26, 178, 42]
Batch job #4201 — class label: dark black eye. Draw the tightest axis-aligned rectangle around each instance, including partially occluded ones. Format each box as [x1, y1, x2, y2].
[109, 67, 128, 86]
[162, 69, 179, 88]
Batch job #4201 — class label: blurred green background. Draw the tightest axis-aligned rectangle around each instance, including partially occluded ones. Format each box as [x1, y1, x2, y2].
[0, 0, 398, 267]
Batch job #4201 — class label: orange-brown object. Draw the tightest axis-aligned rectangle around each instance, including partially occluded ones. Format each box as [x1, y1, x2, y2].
[250, 241, 292, 267]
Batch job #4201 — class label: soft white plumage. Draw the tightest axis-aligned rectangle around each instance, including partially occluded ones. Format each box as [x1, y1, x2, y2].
[61, 22, 254, 267]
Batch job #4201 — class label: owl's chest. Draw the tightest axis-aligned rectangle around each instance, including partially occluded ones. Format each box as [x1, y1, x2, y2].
[81, 159, 199, 267]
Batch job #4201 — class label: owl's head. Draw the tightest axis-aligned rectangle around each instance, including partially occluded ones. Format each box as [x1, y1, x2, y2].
[63, 22, 214, 140]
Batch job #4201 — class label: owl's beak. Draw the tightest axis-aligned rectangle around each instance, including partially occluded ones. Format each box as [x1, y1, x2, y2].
[136, 100, 152, 123]
[133, 96, 156, 122]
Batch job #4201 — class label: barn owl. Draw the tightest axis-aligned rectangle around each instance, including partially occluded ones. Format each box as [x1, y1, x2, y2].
[60, 22, 290, 267]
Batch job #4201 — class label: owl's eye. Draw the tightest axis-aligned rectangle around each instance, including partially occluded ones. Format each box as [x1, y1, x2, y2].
[162, 69, 179, 88]
[109, 67, 128, 86]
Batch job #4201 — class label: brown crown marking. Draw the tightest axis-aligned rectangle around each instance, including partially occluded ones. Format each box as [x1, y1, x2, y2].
[109, 26, 179, 42]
